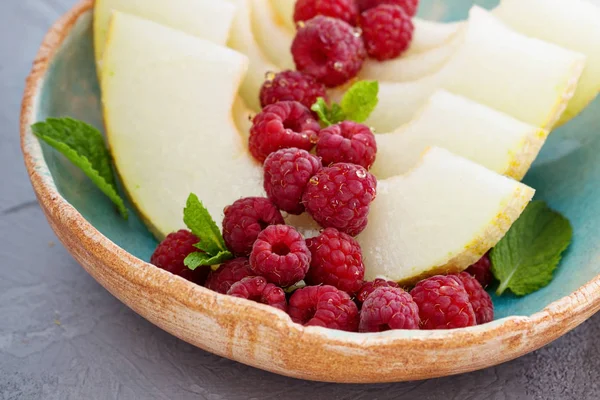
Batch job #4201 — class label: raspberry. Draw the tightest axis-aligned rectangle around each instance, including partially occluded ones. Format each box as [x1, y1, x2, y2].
[291, 16, 366, 87]
[222, 197, 285, 257]
[302, 163, 377, 236]
[410, 275, 476, 330]
[294, 0, 359, 26]
[249, 225, 311, 287]
[263, 148, 322, 215]
[249, 101, 320, 163]
[227, 276, 288, 312]
[457, 272, 494, 325]
[356, 278, 400, 306]
[288, 285, 359, 331]
[150, 230, 209, 285]
[205, 257, 254, 294]
[359, 287, 420, 332]
[316, 121, 377, 169]
[260, 70, 327, 110]
[360, 5, 414, 61]
[357, 0, 419, 16]
[305, 228, 365, 294]
[465, 253, 493, 288]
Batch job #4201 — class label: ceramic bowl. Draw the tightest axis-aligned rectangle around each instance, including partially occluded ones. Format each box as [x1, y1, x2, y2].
[20, 0, 600, 383]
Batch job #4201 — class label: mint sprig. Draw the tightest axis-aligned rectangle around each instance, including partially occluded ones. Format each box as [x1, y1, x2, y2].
[183, 193, 233, 270]
[32, 118, 128, 218]
[312, 80, 379, 127]
[491, 201, 572, 296]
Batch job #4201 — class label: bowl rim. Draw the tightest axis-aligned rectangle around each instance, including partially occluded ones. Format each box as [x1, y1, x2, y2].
[19, 0, 600, 383]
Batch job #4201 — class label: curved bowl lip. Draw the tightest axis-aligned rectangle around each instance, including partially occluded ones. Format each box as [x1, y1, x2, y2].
[19, 0, 600, 382]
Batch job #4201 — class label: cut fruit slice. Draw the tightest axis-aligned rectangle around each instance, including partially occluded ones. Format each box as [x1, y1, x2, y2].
[93, 0, 236, 64]
[268, 0, 296, 32]
[361, 7, 585, 132]
[494, 0, 600, 125]
[358, 147, 535, 285]
[102, 12, 263, 238]
[225, 0, 280, 111]
[232, 97, 254, 140]
[372, 90, 548, 180]
[250, 0, 295, 70]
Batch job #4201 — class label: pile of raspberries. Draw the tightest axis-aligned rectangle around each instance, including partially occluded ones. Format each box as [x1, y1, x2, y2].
[150, 0, 496, 332]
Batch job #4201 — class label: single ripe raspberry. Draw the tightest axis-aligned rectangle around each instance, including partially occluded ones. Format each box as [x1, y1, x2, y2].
[316, 121, 377, 169]
[205, 257, 254, 294]
[291, 16, 366, 87]
[465, 253, 493, 288]
[227, 276, 288, 312]
[305, 228, 365, 294]
[249, 101, 320, 163]
[150, 230, 209, 285]
[359, 287, 420, 332]
[263, 148, 322, 215]
[302, 163, 377, 236]
[357, 0, 419, 16]
[222, 197, 285, 257]
[260, 70, 327, 110]
[360, 5, 414, 61]
[288, 285, 359, 331]
[410, 275, 476, 330]
[457, 272, 494, 325]
[294, 0, 359, 26]
[356, 278, 400, 306]
[250, 225, 311, 287]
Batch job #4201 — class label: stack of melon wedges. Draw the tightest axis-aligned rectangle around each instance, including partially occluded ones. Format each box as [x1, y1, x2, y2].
[95, 0, 600, 284]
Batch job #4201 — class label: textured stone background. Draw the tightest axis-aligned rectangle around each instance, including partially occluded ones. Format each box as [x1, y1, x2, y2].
[2, 0, 600, 399]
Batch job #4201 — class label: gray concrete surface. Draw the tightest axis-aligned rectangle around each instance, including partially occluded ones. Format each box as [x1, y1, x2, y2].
[1, 0, 600, 399]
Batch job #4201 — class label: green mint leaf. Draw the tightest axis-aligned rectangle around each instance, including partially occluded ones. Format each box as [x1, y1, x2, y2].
[184, 250, 232, 270]
[340, 80, 379, 123]
[311, 97, 340, 127]
[31, 118, 128, 218]
[183, 193, 227, 255]
[491, 201, 573, 296]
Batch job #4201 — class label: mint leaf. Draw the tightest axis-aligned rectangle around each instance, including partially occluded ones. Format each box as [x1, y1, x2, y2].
[311, 80, 379, 127]
[183, 193, 229, 256]
[184, 250, 232, 271]
[491, 201, 572, 296]
[340, 80, 379, 123]
[31, 118, 128, 218]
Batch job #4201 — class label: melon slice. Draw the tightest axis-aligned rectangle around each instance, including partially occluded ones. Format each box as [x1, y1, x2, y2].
[361, 7, 585, 132]
[250, 0, 295, 69]
[101, 12, 263, 238]
[93, 0, 236, 65]
[359, 147, 535, 284]
[225, 0, 279, 111]
[372, 90, 548, 180]
[494, 0, 600, 125]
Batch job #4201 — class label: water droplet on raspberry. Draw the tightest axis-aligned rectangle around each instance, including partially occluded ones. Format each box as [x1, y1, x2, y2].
[356, 169, 367, 179]
[333, 61, 344, 71]
[265, 71, 277, 81]
[309, 176, 320, 185]
[309, 135, 319, 144]
[353, 28, 362, 38]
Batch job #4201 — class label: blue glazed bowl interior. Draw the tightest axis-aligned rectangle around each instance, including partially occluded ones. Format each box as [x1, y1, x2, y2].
[35, 0, 600, 319]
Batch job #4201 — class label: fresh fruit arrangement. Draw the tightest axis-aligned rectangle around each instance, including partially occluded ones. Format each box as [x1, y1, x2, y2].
[33, 0, 599, 333]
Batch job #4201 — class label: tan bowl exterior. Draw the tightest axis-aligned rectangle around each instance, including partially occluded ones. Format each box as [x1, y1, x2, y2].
[20, 0, 600, 383]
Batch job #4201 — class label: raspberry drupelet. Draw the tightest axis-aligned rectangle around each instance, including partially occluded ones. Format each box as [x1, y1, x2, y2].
[294, 0, 360, 26]
[288, 285, 359, 331]
[410, 275, 477, 330]
[260, 70, 327, 110]
[150, 230, 209, 285]
[357, 0, 420, 16]
[205, 257, 254, 294]
[227, 276, 288, 312]
[263, 148, 322, 215]
[356, 278, 400, 306]
[249, 225, 311, 287]
[465, 253, 494, 288]
[305, 227, 365, 294]
[359, 287, 420, 332]
[316, 121, 377, 169]
[302, 163, 377, 236]
[291, 16, 366, 87]
[249, 101, 320, 163]
[222, 197, 285, 257]
[360, 4, 414, 61]
[457, 272, 494, 325]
